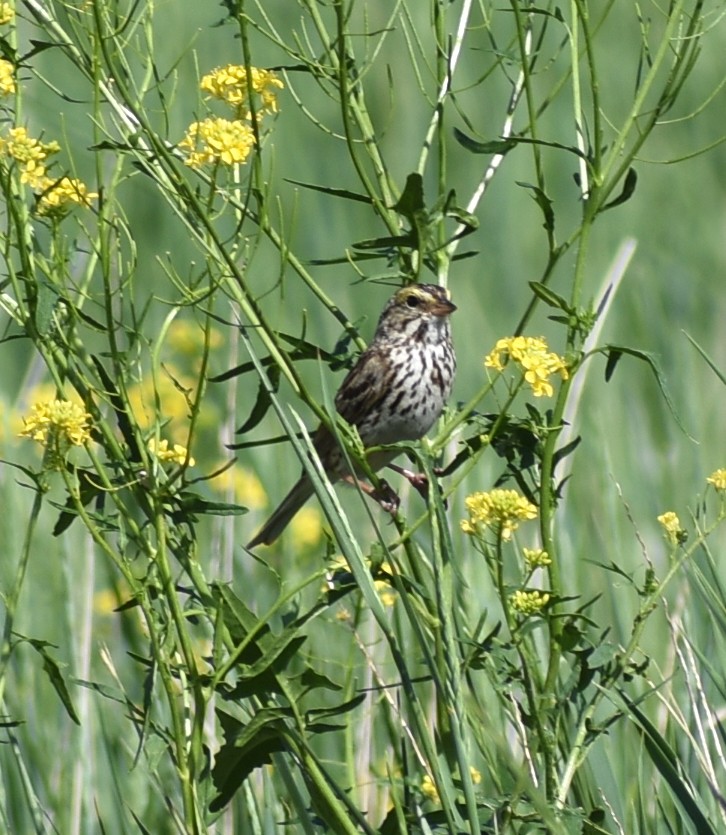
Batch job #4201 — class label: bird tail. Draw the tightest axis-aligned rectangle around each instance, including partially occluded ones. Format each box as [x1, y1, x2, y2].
[246, 477, 314, 548]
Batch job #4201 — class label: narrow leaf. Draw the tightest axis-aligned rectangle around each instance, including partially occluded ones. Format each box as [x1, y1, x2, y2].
[52, 468, 101, 535]
[352, 234, 413, 250]
[236, 364, 280, 434]
[602, 167, 638, 211]
[684, 330, 726, 386]
[622, 694, 718, 835]
[179, 492, 248, 517]
[453, 128, 517, 155]
[284, 178, 373, 204]
[604, 348, 622, 382]
[517, 181, 555, 234]
[529, 281, 571, 312]
[599, 345, 694, 439]
[27, 639, 80, 725]
[393, 172, 425, 221]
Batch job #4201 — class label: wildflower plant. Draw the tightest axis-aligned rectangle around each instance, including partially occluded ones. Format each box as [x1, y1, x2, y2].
[0, 2, 725, 834]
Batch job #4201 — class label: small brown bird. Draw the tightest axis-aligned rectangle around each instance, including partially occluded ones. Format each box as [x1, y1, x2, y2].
[247, 283, 456, 548]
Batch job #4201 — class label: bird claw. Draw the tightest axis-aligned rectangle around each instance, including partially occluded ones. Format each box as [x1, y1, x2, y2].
[370, 478, 401, 514]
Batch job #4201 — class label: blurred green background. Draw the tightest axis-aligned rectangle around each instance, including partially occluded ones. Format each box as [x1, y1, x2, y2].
[1, 1, 725, 829]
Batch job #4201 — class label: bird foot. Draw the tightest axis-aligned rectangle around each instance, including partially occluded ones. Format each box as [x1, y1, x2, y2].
[341, 475, 401, 514]
[387, 464, 447, 507]
[370, 478, 401, 514]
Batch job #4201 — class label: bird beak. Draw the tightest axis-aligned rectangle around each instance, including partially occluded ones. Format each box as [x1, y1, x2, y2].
[431, 298, 457, 317]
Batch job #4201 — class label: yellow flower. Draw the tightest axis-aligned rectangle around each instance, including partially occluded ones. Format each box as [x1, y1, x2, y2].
[36, 176, 97, 215]
[0, 3, 14, 25]
[523, 547, 551, 568]
[127, 373, 193, 433]
[374, 562, 397, 607]
[510, 589, 550, 616]
[179, 117, 255, 168]
[200, 64, 283, 115]
[213, 464, 267, 510]
[20, 160, 49, 189]
[706, 468, 726, 491]
[290, 506, 323, 548]
[657, 511, 686, 546]
[0, 126, 60, 169]
[322, 556, 396, 605]
[462, 488, 537, 541]
[485, 336, 568, 397]
[0, 58, 15, 96]
[19, 399, 92, 447]
[421, 774, 438, 802]
[421, 765, 481, 804]
[148, 438, 195, 467]
[166, 319, 223, 356]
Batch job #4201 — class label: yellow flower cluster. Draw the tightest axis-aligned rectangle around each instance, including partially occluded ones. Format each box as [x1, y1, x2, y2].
[523, 547, 551, 568]
[181, 64, 283, 170]
[37, 176, 97, 215]
[323, 556, 397, 606]
[510, 589, 550, 616]
[179, 118, 255, 168]
[0, 126, 96, 214]
[706, 468, 726, 491]
[656, 511, 685, 546]
[200, 65, 283, 114]
[0, 127, 60, 187]
[0, 58, 15, 96]
[148, 438, 195, 467]
[0, 3, 13, 25]
[485, 336, 568, 397]
[421, 766, 481, 803]
[20, 399, 92, 447]
[461, 488, 537, 541]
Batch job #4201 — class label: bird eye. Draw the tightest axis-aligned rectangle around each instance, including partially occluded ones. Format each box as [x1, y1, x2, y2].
[405, 294, 420, 308]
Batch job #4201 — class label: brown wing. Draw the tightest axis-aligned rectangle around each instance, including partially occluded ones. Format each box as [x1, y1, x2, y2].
[334, 345, 391, 427]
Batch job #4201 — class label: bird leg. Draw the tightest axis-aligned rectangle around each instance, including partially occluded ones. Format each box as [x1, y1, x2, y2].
[387, 464, 447, 507]
[342, 475, 401, 514]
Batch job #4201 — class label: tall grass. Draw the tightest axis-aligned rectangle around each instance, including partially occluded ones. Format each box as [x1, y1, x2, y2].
[0, 1, 725, 832]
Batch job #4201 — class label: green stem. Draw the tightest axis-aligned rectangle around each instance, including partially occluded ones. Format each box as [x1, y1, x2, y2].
[0, 488, 45, 704]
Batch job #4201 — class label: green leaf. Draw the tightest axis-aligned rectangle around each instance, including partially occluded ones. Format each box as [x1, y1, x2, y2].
[453, 128, 517, 155]
[91, 356, 143, 461]
[621, 693, 718, 835]
[684, 330, 726, 386]
[352, 233, 414, 251]
[284, 178, 373, 204]
[178, 493, 248, 517]
[553, 435, 581, 469]
[393, 172, 425, 221]
[235, 364, 280, 434]
[296, 667, 343, 694]
[213, 583, 272, 651]
[599, 345, 694, 440]
[517, 181, 555, 234]
[602, 167, 638, 212]
[529, 281, 572, 312]
[211, 331, 338, 383]
[211, 708, 294, 812]
[26, 638, 80, 725]
[52, 468, 101, 536]
[604, 347, 622, 382]
[33, 278, 61, 336]
[305, 694, 366, 722]
[309, 251, 391, 266]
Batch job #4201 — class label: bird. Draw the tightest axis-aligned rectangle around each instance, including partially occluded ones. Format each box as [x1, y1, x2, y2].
[246, 283, 456, 548]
